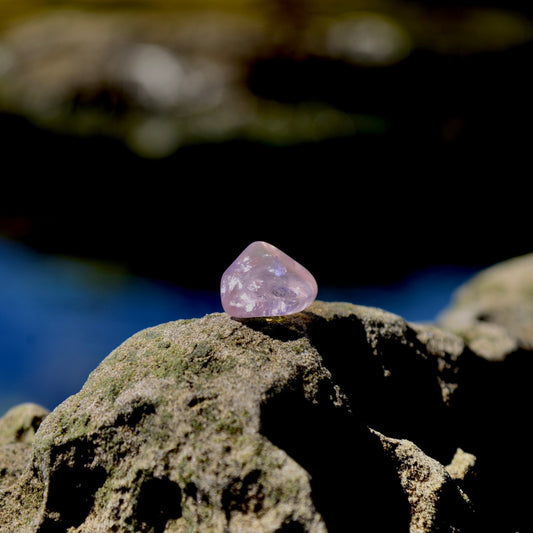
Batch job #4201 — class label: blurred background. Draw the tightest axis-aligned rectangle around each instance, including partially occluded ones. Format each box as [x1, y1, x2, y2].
[0, 0, 531, 414]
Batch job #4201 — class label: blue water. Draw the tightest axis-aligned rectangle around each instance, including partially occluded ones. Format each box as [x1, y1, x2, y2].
[0, 236, 478, 415]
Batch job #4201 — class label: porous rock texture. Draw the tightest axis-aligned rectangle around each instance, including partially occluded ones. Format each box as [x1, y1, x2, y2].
[1, 253, 532, 532]
[0, 403, 50, 498]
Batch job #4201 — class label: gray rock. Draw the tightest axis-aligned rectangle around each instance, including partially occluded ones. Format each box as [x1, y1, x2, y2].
[0, 403, 49, 445]
[0, 403, 49, 501]
[446, 448, 476, 483]
[0, 301, 477, 532]
[373, 431, 473, 533]
[438, 252, 533, 360]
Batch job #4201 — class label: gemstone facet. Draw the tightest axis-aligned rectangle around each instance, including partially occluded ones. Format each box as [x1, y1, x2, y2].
[220, 241, 318, 318]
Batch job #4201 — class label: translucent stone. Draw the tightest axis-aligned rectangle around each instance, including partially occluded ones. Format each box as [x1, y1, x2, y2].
[220, 241, 318, 318]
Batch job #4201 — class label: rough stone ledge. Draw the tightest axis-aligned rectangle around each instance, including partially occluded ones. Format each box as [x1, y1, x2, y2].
[0, 253, 532, 532]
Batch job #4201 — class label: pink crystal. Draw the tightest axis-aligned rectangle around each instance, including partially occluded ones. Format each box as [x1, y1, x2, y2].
[220, 241, 318, 318]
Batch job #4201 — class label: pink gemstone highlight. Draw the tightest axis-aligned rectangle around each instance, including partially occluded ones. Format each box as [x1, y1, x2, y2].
[220, 241, 318, 318]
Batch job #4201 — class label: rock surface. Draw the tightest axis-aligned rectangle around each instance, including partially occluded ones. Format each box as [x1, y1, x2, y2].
[0, 403, 49, 500]
[1, 253, 532, 532]
[0, 403, 49, 445]
[0, 302, 473, 532]
[438, 252, 533, 359]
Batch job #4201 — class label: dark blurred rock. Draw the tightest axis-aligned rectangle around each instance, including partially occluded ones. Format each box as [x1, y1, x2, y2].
[1, 3, 532, 157]
[0, 7, 379, 158]
[1, 4, 533, 287]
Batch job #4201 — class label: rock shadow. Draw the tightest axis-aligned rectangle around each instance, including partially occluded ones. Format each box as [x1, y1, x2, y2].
[260, 383, 409, 532]
[307, 314, 455, 462]
[221, 469, 264, 521]
[133, 476, 183, 533]
[452, 349, 533, 533]
[235, 315, 310, 342]
[37, 439, 107, 533]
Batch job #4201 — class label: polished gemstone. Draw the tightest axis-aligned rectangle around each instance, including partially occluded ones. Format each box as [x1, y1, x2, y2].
[220, 241, 318, 318]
